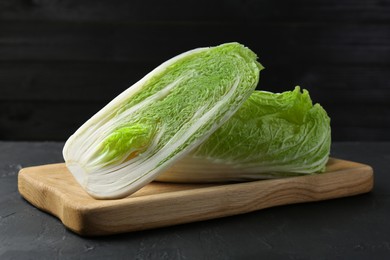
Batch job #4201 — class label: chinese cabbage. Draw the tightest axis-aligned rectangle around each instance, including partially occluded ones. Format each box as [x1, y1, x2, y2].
[157, 87, 331, 182]
[63, 42, 263, 199]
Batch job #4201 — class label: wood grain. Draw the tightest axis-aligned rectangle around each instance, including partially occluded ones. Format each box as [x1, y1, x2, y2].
[18, 158, 374, 236]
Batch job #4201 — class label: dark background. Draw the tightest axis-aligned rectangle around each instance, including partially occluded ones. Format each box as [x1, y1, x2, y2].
[1, 0, 389, 141]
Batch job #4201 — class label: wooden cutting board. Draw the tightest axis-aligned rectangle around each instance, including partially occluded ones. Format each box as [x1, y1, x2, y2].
[18, 158, 373, 236]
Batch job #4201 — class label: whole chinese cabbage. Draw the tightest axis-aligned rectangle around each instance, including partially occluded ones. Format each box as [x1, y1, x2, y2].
[63, 43, 263, 199]
[157, 87, 331, 182]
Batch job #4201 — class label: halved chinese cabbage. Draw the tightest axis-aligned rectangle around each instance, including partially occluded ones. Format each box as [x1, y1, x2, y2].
[157, 87, 331, 183]
[63, 42, 263, 199]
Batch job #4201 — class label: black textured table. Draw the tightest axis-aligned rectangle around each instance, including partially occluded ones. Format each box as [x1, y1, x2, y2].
[1, 142, 389, 259]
